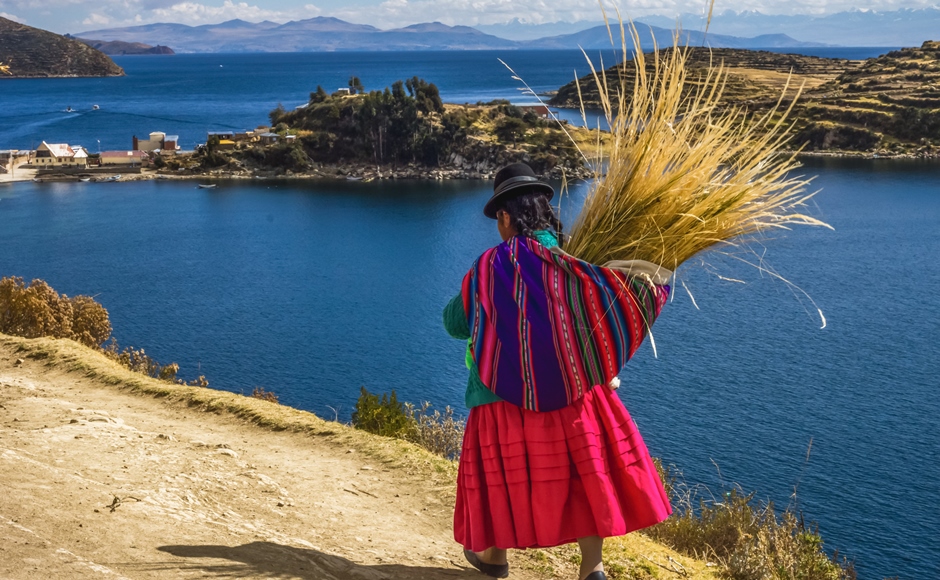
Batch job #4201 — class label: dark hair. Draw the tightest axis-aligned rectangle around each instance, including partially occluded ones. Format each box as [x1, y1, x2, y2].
[498, 190, 565, 245]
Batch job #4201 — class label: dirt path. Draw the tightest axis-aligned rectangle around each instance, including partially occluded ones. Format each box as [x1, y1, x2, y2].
[0, 350, 518, 579]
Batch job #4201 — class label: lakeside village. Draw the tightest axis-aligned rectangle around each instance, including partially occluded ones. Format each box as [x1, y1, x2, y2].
[0, 127, 304, 184]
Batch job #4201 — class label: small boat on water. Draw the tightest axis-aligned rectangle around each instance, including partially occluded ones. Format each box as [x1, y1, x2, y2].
[78, 177, 91, 182]
[197, 183, 217, 189]
[346, 176, 363, 181]
[92, 105, 99, 110]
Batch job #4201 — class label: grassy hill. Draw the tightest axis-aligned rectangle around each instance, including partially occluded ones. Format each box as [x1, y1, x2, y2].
[549, 42, 940, 155]
[0, 17, 124, 78]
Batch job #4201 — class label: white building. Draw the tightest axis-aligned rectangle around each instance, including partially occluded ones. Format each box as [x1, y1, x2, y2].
[32, 142, 88, 168]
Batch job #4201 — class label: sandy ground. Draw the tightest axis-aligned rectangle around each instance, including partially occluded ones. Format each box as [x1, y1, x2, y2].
[0, 353, 510, 580]
[0, 166, 36, 183]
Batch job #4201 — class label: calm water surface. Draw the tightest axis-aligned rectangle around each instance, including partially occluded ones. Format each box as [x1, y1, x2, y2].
[0, 47, 896, 151]
[0, 158, 938, 578]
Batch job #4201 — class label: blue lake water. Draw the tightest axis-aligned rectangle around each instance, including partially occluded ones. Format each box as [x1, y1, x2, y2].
[1, 158, 938, 579]
[0, 49, 937, 578]
[0, 47, 897, 151]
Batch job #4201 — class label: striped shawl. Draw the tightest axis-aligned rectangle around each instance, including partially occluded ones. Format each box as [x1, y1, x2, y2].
[461, 235, 670, 412]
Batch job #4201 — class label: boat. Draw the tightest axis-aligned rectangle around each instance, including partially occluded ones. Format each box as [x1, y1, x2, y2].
[346, 176, 363, 181]
[92, 105, 99, 110]
[197, 183, 217, 189]
[65, 106, 74, 113]
[78, 177, 91, 182]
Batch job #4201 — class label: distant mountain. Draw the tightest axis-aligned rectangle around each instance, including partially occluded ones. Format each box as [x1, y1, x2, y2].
[524, 23, 830, 50]
[476, 19, 606, 41]
[78, 18, 515, 52]
[613, 8, 940, 47]
[74, 38, 175, 55]
[77, 17, 824, 53]
[0, 17, 124, 78]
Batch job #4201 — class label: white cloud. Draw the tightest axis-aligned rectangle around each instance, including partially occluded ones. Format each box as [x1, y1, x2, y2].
[151, 0, 319, 24]
[82, 12, 111, 25]
[0, 11, 26, 23]
[332, 0, 940, 26]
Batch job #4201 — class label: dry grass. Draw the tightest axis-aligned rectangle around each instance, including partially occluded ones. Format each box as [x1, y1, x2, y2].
[564, 16, 831, 272]
[647, 465, 855, 580]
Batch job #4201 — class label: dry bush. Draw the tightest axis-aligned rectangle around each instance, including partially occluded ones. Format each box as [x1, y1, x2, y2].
[68, 295, 111, 347]
[251, 386, 279, 403]
[0, 276, 110, 347]
[647, 466, 855, 580]
[101, 339, 178, 381]
[404, 401, 465, 461]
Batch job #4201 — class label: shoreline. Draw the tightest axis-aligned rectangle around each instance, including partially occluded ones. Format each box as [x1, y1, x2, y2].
[4, 148, 939, 186]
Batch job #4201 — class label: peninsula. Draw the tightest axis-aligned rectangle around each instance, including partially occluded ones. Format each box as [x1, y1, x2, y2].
[0, 17, 124, 78]
[550, 42, 940, 156]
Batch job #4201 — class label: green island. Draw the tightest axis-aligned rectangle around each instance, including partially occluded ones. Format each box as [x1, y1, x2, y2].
[179, 77, 597, 181]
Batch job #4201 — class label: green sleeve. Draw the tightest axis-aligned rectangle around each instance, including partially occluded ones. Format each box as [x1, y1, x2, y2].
[443, 293, 503, 409]
[443, 293, 471, 340]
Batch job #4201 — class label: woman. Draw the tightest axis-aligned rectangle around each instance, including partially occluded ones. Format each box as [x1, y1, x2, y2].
[443, 163, 673, 580]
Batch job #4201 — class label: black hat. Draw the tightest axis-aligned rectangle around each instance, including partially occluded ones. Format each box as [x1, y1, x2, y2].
[483, 163, 554, 219]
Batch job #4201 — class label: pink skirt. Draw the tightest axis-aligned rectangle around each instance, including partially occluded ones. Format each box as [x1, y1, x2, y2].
[454, 384, 671, 551]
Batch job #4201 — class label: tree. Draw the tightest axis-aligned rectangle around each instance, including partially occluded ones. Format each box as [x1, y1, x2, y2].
[269, 103, 286, 125]
[310, 85, 329, 103]
[496, 117, 527, 146]
[349, 76, 364, 95]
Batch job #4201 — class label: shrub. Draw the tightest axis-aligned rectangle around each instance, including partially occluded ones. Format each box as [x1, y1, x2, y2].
[404, 401, 465, 460]
[102, 339, 178, 381]
[351, 387, 466, 460]
[0, 276, 111, 347]
[351, 387, 413, 439]
[251, 386, 279, 403]
[646, 465, 856, 580]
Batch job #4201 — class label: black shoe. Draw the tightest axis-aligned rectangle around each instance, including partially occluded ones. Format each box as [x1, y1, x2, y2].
[463, 549, 509, 578]
[584, 572, 607, 580]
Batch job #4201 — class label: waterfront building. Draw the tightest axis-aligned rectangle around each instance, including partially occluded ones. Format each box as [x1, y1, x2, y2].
[259, 133, 279, 146]
[32, 142, 88, 168]
[100, 150, 149, 166]
[133, 132, 180, 154]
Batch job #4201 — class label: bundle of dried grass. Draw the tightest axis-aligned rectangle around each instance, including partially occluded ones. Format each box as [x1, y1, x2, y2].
[564, 17, 831, 272]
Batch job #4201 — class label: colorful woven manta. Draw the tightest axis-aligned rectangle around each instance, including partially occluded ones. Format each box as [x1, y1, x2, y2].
[461, 236, 669, 412]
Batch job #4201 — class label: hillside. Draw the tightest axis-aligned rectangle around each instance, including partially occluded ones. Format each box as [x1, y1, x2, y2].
[0, 333, 717, 579]
[549, 42, 940, 154]
[0, 17, 124, 78]
[74, 38, 175, 55]
[549, 47, 853, 108]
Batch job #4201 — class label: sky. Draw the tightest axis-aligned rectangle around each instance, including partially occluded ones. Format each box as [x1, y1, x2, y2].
[1, 0, 940, 35]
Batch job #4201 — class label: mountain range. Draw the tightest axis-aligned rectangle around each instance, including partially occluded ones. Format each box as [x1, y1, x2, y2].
[77, 17, 825, 54]
[478, 8, 940, 47]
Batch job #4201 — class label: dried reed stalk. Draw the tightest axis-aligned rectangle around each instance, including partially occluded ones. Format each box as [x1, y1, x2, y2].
[564, 16, 831, 271]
